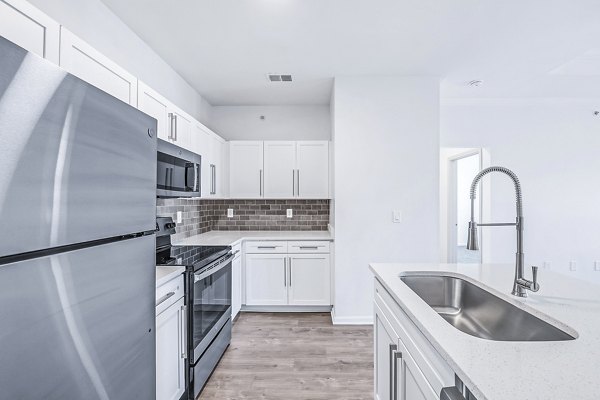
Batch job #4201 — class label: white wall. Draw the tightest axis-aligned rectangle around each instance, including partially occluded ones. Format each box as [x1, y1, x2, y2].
[209, 105, 331, 140]
[332, 76, 441, 323]
[441, 99, 600, 283]
[27, 0, 212, 123]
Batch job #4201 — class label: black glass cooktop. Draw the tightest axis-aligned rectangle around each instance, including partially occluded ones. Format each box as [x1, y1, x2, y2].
[157, 245, 231, 271]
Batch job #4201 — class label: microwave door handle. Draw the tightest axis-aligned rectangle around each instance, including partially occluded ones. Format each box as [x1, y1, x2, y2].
[184, 163, 189, 190]
[194, 163, 199, 192]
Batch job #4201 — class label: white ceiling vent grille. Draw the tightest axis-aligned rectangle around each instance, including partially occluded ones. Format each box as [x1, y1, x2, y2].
[267, 74, 293, 82]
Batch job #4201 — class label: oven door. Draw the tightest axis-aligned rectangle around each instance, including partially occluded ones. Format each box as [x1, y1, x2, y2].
[191, 255, 233, 362]
[157, 140, 200, 198]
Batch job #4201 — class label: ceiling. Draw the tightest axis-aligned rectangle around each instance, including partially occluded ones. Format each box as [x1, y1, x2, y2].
[101, 0, 600, 105]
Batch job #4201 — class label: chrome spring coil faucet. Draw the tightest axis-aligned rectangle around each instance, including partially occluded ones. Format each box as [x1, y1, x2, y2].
[466, 166, 540, 297]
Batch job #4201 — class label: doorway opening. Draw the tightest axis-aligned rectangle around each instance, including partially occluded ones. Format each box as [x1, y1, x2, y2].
[454, 153, 481, 263]
[440, 148, 488, 263]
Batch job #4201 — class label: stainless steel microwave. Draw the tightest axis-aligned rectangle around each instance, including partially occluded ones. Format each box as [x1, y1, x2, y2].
[157, 139, 201, 198]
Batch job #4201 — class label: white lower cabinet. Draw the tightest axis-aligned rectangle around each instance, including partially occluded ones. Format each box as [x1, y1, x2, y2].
[374, 280, 454, 400]
[156, 275, 186, 400]
[244, 241, 331, 307]
[231, 250, 242, 319]
[288, 254, 331, 306]
[245, 254, 288, 305]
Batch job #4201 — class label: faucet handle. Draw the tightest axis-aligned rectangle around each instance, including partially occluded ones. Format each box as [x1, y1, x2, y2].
[531, 266, 540, 292]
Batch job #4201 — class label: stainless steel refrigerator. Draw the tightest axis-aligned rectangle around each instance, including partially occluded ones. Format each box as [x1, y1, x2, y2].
[0, 36, 157, 399]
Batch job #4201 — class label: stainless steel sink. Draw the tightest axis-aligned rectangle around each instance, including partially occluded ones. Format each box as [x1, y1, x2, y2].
[400, 274, 576, 341]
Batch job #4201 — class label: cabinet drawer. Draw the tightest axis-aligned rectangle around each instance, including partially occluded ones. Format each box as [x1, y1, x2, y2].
[156, 274, 184, 315]
[245, 241, 288, 254]
[288, 241, 330, 254]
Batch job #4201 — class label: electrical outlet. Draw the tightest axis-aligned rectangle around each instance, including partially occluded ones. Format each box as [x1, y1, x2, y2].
[286, 209, 293, 218]
[543, 261, 551, 270]
[569, 261, 577, 271]
[392, 210, 402, 223]
[176, 211, 183, 224]
[594, 261, 600, 271]
[227, 208, 234, 218]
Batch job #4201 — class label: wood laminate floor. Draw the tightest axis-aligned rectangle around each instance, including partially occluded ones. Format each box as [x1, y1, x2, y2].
[198, 312, 373, 400]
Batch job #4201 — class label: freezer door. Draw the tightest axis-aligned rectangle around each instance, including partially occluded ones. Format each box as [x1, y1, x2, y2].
[0, 235, 156, 400]
[0, 37, 156, 257]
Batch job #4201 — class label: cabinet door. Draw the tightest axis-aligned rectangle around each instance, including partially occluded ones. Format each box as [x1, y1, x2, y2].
[296, 141, 329, 198]
[156, 297, 186, 400]
[192, 124, 213, 197]
[375, 303, 398, 400]
[396, 338, 439, 400]
[59, 28, 137, 106]
[212, 137, 224, 197]
[245, 254, 287, 305]
[138, 81, 171, 142]
[263, 141, 296, 198]
[229, 141, 264, 198]
[287, 254, 331, 305]
[0, 0, 59, 63]
[170, 109, 192, 150]
[231, 255, 242, 320]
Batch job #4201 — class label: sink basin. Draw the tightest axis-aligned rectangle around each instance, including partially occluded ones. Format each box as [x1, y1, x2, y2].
[400, 274, 576, 341]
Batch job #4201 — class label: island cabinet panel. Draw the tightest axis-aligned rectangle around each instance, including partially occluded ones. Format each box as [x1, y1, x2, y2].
[374, 279, 454, 400]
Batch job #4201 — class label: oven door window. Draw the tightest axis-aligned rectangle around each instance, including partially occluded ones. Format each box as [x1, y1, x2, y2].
[193, 263, 232, 350]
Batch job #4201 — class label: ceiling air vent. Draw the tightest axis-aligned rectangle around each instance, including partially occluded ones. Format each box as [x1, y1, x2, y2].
[267, 74, 293, 82]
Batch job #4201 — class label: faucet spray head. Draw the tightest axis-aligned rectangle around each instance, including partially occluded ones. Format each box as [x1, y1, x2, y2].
[466, 221, 479, 251]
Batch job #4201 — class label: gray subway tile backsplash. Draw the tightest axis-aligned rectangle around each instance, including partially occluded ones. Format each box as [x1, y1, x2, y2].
[156, 198, 330, 242]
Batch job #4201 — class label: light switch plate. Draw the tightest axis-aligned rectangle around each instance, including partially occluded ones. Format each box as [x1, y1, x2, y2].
[569, 261, 577, 271]
[543, 261, 551, 270]
[392, 210, 402, 223]
[176, 211, 183, 224]
[286, 209, 293, 218]
[594, 261, 600, 271]
[227, 208, 234, 218]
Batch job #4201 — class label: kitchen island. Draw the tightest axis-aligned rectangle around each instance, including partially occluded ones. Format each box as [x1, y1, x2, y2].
[370, 262, 600, 400]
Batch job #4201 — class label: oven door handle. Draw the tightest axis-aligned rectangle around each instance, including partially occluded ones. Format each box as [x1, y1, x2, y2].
[194, 253, 234, 282]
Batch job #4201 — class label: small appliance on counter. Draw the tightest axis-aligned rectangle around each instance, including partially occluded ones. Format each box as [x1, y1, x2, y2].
[156, 217, 234, 399]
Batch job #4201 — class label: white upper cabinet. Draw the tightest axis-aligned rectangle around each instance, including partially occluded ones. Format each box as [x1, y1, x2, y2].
[229, 141, 264, 198]
[169, 109, 192, 150]
[263, 141, 296, 198]
[192, 123, 228, 198]
[59, 27, 137, 106]
[138, 81, 170, 141]
[138, 81, 195, 151]
[0, 0, 59, 63]
[296, 141, 329, 198]
[231, 141, 330, 199]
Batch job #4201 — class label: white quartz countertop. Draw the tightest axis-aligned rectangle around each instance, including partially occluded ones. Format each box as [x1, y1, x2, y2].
[174, 230, 334, 247]
[156, 265, 185, 287]
[369, 262, 600, 400]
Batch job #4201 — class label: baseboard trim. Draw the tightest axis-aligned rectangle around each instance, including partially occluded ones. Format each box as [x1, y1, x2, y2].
[330, 308, 373, 325]
[241, 305, 333, 313]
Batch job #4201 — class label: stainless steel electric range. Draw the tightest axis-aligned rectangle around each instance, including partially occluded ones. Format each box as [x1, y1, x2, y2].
[156, 217, 234, 399]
